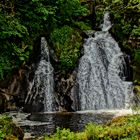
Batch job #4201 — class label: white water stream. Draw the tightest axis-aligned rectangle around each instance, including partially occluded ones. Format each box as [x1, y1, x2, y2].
[77, 12, 133, 110]
[25, 37, 54, 111]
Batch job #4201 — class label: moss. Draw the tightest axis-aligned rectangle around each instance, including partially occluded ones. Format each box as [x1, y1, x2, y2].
[0, 115, 24, 140]
[132, 85, 140, 111]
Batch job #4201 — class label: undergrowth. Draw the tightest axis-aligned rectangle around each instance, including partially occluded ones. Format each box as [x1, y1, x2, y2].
[0, 115, 23, 140]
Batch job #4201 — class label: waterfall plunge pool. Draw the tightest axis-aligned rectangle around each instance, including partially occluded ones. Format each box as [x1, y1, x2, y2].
[11, 109, 133, 136]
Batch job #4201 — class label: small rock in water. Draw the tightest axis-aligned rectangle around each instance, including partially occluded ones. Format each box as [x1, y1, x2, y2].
[24, 133, 35, 140]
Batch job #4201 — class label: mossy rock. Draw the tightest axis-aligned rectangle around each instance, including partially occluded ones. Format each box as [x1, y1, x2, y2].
[107, 116, 127, 126]
[134, 85, 140, 94]
[133, 65, 140, 83]
[0, 115, 24, 140]
[132, 85, 140, 110]
[107, 115, 140, 126]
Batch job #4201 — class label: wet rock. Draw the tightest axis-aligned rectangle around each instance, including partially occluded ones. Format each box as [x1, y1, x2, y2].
[133, 85, 140, 108]
[0, 93, 7, 113]
[24, 133, 36, 140]
[55, 72, 77, 112]
[23, 101, 44, 113]
[62, 94, 74, 112]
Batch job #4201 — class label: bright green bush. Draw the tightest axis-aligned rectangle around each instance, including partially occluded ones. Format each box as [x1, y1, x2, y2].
[0, 115, 24, 140]
[50, 26, 82, 72]
[45, 127, 77, 140]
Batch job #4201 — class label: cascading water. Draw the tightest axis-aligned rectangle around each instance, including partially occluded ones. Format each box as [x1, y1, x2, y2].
[25, 37, 54, 112]
[76, 12, 133, 110]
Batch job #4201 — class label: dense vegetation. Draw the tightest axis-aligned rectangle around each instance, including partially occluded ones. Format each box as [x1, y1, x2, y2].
[0, 0, 140, 139]
[0, 0, 139, 81]
[95, 0, 140, 82]
[0, 115, 23, 140]
[0, 114, 140, 140]
[0, 0, 89, 80]
[45, 115, 140, 140]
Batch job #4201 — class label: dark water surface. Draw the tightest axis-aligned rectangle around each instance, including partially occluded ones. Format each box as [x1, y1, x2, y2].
[22, 112, 114, 136]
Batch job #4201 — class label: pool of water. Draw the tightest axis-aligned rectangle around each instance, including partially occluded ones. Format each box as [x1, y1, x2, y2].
[11, 109, 133, 136]
[22, 111, 114, 136]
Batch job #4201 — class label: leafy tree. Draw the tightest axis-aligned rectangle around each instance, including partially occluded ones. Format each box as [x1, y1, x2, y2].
[0, 0, 89, 79]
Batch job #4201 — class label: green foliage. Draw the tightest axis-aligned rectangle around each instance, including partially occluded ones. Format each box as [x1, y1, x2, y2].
[0, 115, 23, 140]
[0, 10, 32, 79]
[55, 0, 89, 24]
[134, 50, 140, 64]
[0, 15, 28, 39]
[0, 0, 89, 80]
[16, 0, 51, 38]
[70, 116, 139, 139]
[50, 26, 82, 72]
[132, 50, 140, 82]
[0, 55, 12, 79]
[74, 21, 92, 30]
[132, 26, 140, 36]
[95, 0, 140, 41]
[133, 85, 140, 111]
[0, 0, 139, 81]
[45, 115, 140, 140]
[48, 127, 77, 140]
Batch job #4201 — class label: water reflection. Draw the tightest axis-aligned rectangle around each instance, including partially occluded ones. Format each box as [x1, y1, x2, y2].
[25, 112, 114, 136]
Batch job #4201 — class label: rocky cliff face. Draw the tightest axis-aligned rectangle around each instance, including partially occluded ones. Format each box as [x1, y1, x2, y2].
[0, 67, 28, 112]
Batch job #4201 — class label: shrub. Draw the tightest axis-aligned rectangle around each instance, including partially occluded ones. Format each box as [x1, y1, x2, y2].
[0, 115, 24, 140]
[50, 26, 82, 73]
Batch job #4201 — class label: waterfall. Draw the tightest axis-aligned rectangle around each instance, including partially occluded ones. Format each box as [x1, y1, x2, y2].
[76, 12, 133, 110]
[25, 37, 54, 112]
